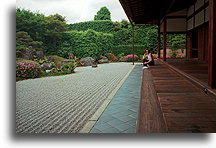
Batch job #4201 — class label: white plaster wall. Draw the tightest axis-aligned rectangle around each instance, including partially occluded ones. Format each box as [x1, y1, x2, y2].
[188, 5, 194, 16]
[205, 6, 209, 22]
[195, 0, 205, 11]
[195, 10, 204, 27]
[167, 18, 187, 32]
[187, 18, 194, 30]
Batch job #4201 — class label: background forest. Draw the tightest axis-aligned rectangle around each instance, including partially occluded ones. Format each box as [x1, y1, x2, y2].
[16, 6, 186, 60]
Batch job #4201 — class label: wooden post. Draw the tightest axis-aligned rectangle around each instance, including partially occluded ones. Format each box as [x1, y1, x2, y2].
[208, 0, 215, 88]
[186, 33, 192, 59]
[132, 24, 135, 65]
[158, 24, 161, 58]
[163, 19, 167, 61]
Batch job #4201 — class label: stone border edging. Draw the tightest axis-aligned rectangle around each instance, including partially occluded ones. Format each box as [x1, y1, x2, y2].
[79, 64, 136, 133]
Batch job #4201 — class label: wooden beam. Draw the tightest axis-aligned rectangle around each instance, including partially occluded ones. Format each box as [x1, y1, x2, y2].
[163, 19, 167, 61]
[137, 69, 167, 133]
[158, 23, 161, 58]
[208, 0, 215, 88]
[132, 24, 135, 65]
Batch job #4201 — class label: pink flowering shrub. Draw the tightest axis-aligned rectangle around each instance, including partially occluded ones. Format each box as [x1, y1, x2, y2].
[16, 61, 41, 79]
[125, 55, 138, 62]
[105, 53, 118, 61]
[160, 55, 171, 58]
[176, 53, 184, 58]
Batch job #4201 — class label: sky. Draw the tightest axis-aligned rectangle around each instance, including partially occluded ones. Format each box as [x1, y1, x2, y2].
[16, 0, 129, 24]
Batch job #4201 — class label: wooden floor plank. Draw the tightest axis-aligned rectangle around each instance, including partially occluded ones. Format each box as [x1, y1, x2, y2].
[137, 59, 216, 133]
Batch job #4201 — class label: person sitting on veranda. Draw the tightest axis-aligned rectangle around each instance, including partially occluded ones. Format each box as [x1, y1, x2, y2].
[142, 49, 154, 68]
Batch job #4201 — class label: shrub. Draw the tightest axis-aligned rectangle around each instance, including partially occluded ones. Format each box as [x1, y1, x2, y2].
[105, 53, 118, 61]
[125, 55, 138, 62]
[176, 53, 186, 58]
[16, 61, 41, 79]
[47, 55, 66, 68]
[116, 53, 125, 59]
[161, 55, 171, 58]
[171, 51, 177, 58]
[61, 62, 77, 73]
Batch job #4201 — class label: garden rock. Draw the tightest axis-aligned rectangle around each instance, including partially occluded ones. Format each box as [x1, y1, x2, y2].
[68, 53, 74, 60]
[41, 63, 53, 71]
[22, 48, 35, 60]
[45, 70, 51, 73]
[79, 57, 95, 66]
[118, 57, 127, 62]
[47, 56, 54, 62]
[92, 61, 98, 68]
[35, 51, 44, 60]
[98, 56, 109, 64]
[61, 60, 75, 65]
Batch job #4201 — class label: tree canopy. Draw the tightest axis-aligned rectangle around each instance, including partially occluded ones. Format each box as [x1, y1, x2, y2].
[94, 6, 111, 21]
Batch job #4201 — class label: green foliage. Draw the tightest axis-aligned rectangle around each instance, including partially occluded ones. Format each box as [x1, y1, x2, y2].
[61, 62, 77, 73]
[111, 23, 158, 53]
[16, 31, 43, 58]
[94, 7, 111, 21]
[113, 28, 130, 45]
[171, 34, 186, 49]
[16, 8, 46, 42]
[16, 9, 67, 55]
[143, 25, 158, 52]
[68, 20, 113, 33]
[46, 55, 66, 68]
[167, 34, 186, 58]
[61, 29, 113, 59]
[16, 31, 43, 51]
[16, 8, 186, 59]
[16, 61, 41, 79]
[43, 14, 67, 55]
[116, 53, 125, 59]
[33, 58, 56, 68]
[120, 20, 130, 28]
[112, 45, 146, 56]
[33, 58, 49, 64]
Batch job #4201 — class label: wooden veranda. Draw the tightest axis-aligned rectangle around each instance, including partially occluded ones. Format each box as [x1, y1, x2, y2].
[119, 0, 216, 133]
[138, 59, 215, 133]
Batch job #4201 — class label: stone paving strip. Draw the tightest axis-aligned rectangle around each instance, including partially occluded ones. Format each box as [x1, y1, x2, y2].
[90, 65, 142, 133]
[16, 63, 134, 133]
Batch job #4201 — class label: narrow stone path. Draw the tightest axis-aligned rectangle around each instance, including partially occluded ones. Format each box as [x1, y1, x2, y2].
[16, 63, 134, 133]
[90, 65, 142, 133]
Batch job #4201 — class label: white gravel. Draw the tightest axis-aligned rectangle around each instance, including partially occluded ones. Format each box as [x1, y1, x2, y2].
[16, 63, 134, 133]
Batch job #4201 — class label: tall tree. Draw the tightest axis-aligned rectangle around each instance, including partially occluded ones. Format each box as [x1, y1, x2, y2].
[16, 8, 46, 42]
[94, 6, 111, 21]
[43, 14, 67, 54]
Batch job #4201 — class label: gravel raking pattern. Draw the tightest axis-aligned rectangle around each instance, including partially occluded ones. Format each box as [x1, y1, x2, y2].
[16, 63, 133, 133]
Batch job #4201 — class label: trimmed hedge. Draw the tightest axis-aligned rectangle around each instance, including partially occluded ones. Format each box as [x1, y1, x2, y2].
[59, 29, 113, 59]
[112, 45, 146, 56]
[68, 20, 113, 33]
